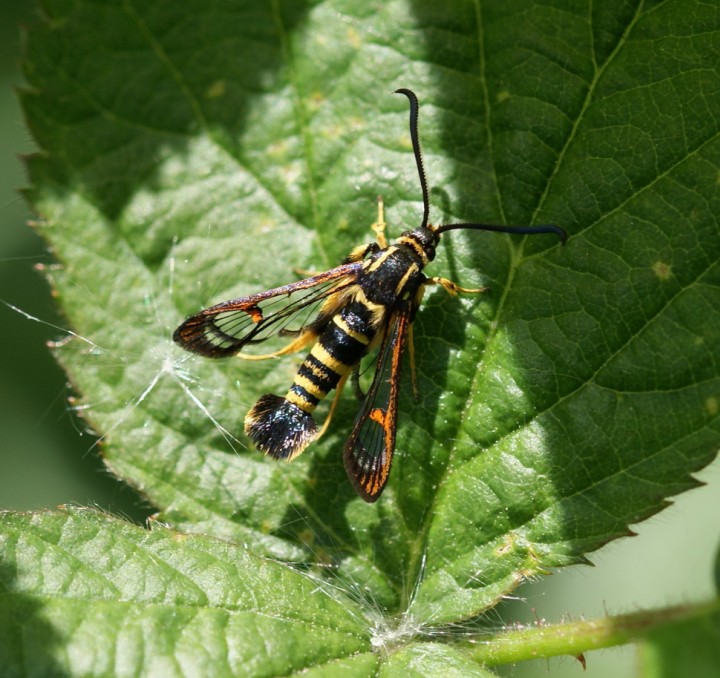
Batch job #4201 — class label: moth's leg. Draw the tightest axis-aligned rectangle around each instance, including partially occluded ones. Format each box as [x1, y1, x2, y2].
[298, 240, 377, 274]
[344, 241, 381, 264]
[371, 195, 388, 248]
[235, 330, 317, 361]
[408, 323, 419, 401]
[426, 276, 489, 296]
[350, 364, 365, 400]
[316, 373, 350, 440]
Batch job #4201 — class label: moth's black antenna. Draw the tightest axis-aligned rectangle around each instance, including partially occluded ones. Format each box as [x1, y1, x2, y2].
[394, 88, 566, 245]
[395, 88, 430, 229]
[436, 221, 567, 243]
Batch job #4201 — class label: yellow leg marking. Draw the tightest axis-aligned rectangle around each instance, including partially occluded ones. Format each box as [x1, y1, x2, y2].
[372, 196, 388, 248]
[427, 276, 489, 296]
[316, 373, 349, 440]
[236, 330, 317, 361]
[345, 245, 370, 263]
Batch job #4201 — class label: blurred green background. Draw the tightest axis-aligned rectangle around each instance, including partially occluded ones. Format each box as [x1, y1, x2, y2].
[0, 2, 149, 521]
[1, 4, 717, 676]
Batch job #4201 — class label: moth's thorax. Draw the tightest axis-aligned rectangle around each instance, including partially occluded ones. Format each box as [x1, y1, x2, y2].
[359, 241, 428, 308]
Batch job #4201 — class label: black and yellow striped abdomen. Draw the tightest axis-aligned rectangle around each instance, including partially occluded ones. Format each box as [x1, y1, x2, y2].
[244, 299, 380, 460]
[286, 301, 376, 414]
[244, 242, 427, 461]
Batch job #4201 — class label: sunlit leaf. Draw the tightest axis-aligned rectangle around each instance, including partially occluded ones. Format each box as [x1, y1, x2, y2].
[6, 0, 719, 673]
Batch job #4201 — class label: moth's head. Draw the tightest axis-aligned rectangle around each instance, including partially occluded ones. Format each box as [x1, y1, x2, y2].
[398, 225, 440, 263]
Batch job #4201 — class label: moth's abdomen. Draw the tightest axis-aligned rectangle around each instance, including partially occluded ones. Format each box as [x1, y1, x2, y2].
[244, 394, 317, 460]
[244, 302, 377, 459]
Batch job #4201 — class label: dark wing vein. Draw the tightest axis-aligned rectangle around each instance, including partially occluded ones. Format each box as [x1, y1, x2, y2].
[344, 308, 412, 501]
[174, 262, 363, 358]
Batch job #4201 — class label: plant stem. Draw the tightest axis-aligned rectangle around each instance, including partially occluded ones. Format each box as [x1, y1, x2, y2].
[460, 598, 720, 666]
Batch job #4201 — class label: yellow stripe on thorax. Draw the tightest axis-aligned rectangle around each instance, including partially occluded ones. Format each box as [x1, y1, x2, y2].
[394, 262, 419, 299]
[366, 246, 397, 273]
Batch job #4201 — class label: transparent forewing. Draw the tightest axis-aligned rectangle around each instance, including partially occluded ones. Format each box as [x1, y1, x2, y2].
[343, 308, 411, 502]
[173, 262, 363, 358]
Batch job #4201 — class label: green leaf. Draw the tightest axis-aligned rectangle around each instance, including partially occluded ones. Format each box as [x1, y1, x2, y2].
[0, 508, 374, 676]
[10, 0, 720, 673]
[379, 643, 496, 677]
